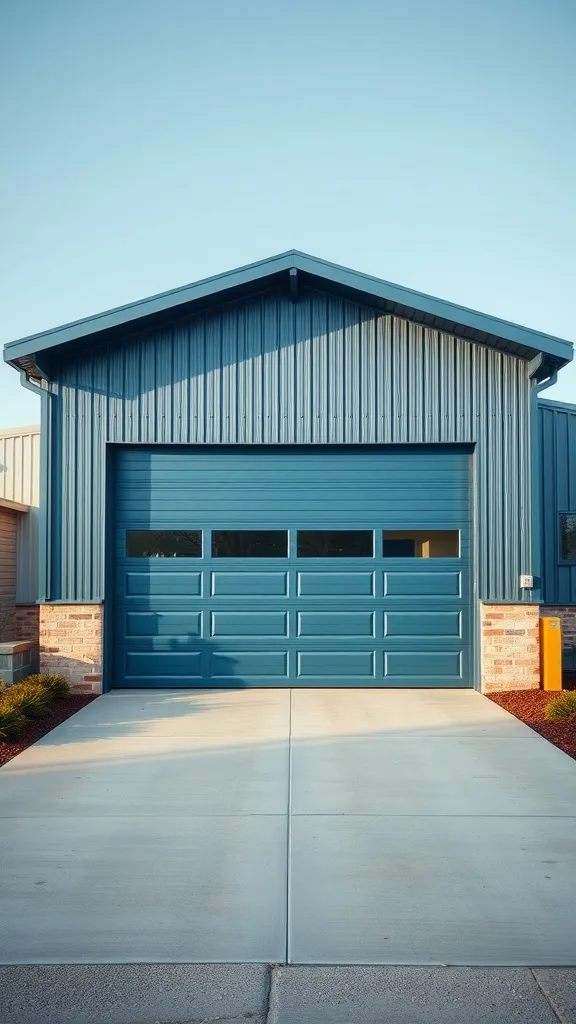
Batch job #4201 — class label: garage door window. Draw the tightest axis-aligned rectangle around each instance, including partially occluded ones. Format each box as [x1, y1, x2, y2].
[212, 530, 288, 557]
[383, 530, 459, 557]
[126, 530, 202, 557]
[297, 530, 374, 557]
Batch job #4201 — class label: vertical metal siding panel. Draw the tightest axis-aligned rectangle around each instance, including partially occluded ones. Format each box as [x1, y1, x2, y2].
[236, 306, 248, 445]
[376, 316, 393, 443]
[221, 308, 238, 444]
[539, 401, 576, 604]
[558, 412, 572, 603]
[139, 333, 157, 443]
[569, 410, 576, 511]
[500, 354, 511, 597]
[412, 324, 427, 443]
[74, 357, 92, 600]
[416, 327, 430, 440]
[205, 314, 222, 444]
[122, 340, 139, 444]
[311, 293, 328, 443]
[360, 309, 376, 442]
[278, 299, 296, 444]
[249, 300, 264, 444]
[568, 409, 576, 603]
[262, 297, 280, 443]
[60, 372, 76, 601]
[392, 318, 408, 443]
[92, 355, 107, 601]
[473, 346, 489, 598]
[490, 348, 502, 599]
[556, 412, 569, 510]
[456, 338, 472, 441]
[155, 327, 173, 443]
[327, 296, 345, 443]
[437, 334, 451, 444]
[295, 298, 313, 443]
[489, 349, 505, 598]
[171, 323, 188, 443]
[107, 346, 124, 442]
[541, 407, 557, 602]
[517, 361, 532, 596]
[344, 303, 361, 443]
[188, 317, 206, 444]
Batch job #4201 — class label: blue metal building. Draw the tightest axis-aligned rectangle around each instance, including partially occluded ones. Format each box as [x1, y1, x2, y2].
[3, 251, 574, 691]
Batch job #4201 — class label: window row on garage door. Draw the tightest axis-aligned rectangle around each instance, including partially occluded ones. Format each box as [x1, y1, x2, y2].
[125, 529, 461, 559]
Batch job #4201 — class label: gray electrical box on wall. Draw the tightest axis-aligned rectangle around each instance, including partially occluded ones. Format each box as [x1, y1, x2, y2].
[519, 575, 534, 589]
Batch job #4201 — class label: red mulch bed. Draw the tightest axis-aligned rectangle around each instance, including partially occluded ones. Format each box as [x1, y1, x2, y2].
[0, 695, 98, 767]
[488, 688, 576, 761]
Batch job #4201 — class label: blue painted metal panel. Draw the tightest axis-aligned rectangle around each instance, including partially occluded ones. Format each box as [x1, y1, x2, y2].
[43, 289, 533, 605]
[539, 399, 576, 604]
[112, 447, 471, 688]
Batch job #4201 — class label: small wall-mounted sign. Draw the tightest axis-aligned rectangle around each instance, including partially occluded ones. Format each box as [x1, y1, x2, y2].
[519, 574, 534, 589]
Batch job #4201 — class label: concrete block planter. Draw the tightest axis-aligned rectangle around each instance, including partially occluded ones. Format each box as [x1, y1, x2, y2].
[0, 640, 40, 686]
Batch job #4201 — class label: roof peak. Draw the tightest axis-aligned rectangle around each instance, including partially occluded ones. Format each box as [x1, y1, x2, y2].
[4, 250, 573, 379]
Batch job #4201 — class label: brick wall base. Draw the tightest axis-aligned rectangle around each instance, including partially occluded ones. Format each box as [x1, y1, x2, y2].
[542, 606, 576, 648]
[14, 605, 40, 643]
[481, 604, 540, 692]
[39, 605, 103, 694]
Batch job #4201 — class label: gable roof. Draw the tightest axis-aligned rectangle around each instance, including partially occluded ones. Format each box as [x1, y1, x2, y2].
[4, 250, 573, 381]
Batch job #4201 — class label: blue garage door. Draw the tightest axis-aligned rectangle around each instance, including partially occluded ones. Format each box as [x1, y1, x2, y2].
[112, 447, 471, 688]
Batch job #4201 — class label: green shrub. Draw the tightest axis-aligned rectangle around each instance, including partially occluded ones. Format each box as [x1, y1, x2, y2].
[544, 691, 576, 723]
[23, 673, 69, 699]
[0, 700, 26, 739]
[2, 681, 52, 719]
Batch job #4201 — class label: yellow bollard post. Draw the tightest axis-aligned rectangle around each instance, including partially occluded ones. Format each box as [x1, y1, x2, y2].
[540, 617, 562, 691]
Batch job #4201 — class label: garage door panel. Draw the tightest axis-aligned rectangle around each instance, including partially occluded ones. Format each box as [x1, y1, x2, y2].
[211, 572, 288, 596]
[126, 611, 202, 636]
[126, 651, 203, 677]
[297, 652, 376, 678]
[210, 611, 288, 637]
[385, 651, 463, 679]
[113, 447, 472, 688]
[384, 612, 462, 638]
[297, 572, 375, 596]
[209, 651, 289, 678]
[125, 571, 203, 597]
[384, 571, 462, 597]
[297, 612, 375, 637]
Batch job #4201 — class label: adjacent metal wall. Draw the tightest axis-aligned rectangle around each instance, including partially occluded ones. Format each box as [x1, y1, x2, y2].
[43, 286, 533, 603]
[0, 426, 40, 603]
[539, 398, 576, 604]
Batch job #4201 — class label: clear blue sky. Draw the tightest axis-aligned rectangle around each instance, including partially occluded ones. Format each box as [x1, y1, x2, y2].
[1, 0, 574, 427]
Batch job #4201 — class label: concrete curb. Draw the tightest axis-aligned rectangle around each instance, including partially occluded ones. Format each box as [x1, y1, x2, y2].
[2, 964, 576, 1024]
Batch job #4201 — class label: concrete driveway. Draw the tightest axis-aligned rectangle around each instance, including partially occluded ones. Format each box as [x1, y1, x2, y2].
[0, 688, 575, 965]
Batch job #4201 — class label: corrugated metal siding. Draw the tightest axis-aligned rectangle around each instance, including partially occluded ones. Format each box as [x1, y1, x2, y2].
[46, 287, 533, 602]
[0, 507, 17, 619]
[539, 400, 576, 604]
[0, 426, 40, 603]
